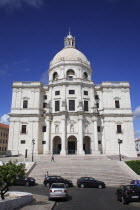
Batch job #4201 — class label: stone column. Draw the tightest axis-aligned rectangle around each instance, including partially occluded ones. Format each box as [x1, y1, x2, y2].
[101, 118, 106, 154]
[92, 116, 99, 153]
[78, 115, 85, 155]
[44, 116, 50, 154]
[60, 114, 66, 155]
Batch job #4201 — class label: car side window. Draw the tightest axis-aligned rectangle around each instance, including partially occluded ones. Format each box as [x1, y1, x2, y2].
[89, 178, 95, 181]
[130, 180, 134, 184]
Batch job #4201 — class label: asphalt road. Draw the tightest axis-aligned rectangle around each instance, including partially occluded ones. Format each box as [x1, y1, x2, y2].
[10, 184, 140, 210]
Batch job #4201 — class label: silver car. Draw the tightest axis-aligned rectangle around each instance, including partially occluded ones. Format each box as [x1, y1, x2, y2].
[49, 183, 68, 200]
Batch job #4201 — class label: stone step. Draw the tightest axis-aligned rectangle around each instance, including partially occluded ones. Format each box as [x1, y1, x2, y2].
[29, 155, 132, 187]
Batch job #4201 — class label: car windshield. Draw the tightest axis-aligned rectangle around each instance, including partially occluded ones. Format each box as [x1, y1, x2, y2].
[51, 184, 65, 188]
[125, 185, 140, 190]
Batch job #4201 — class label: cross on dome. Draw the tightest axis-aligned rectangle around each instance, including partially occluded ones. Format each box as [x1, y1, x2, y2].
[64, 30, 75, 48]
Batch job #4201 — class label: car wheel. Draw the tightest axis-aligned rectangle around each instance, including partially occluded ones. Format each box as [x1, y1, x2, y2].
[116, 194, 119, 201]
[98, 184, 103, 189]
[122, 197, 128, 205]
[47, 183, 50, 187]
[80, 184, 85, 188]
[25, 182, 30, 187]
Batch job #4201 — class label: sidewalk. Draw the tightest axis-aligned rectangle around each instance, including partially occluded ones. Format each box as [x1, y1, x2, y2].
[18, 194, 55, 210]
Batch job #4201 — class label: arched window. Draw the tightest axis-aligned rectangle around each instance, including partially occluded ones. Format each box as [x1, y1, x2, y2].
[53, 72, 58, 81]
[67, 69, 75, 79]
[83, 72, 88, 79]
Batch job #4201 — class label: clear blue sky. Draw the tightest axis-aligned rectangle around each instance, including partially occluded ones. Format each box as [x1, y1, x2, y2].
[0, 0, 140, 138]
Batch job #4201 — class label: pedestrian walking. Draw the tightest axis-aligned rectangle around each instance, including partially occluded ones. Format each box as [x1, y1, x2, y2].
[51, 155, 55, 162]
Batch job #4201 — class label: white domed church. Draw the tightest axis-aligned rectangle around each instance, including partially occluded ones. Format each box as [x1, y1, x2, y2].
[7, 32, 137, 157]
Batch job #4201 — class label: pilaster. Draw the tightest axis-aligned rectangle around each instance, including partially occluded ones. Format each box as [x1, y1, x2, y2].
[60, 114, 67, 155]
[78, 115, 85, 155]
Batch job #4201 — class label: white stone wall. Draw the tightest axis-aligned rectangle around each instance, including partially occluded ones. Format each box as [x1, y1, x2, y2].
[7, 51, 137, 157]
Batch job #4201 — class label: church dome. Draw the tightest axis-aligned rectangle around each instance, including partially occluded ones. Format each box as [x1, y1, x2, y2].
[51, 47, 89, 66]
[50, 32, 90, 67]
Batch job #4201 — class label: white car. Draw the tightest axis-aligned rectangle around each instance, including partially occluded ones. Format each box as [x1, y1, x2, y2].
[49, 183, 68, 200]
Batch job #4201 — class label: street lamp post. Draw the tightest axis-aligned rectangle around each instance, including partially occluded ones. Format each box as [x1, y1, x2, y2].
[32, 139, 35, 162]
[118, 139, 123, 161]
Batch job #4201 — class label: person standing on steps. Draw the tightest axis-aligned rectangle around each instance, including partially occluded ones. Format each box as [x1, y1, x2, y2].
[45, 171, 48, 177]
[51, 155, 55, 162]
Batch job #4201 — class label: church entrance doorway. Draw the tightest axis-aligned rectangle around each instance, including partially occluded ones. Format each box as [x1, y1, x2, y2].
[67, 136, 77, 154]
[53, 136, 61, 154]
[83, 136, 91, 154]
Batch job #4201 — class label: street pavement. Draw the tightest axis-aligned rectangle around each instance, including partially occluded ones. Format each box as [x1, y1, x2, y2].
[10, 184, 140, 210]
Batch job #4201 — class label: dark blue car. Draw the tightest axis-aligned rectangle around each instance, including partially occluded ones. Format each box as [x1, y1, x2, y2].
[130, 180, 140, 187]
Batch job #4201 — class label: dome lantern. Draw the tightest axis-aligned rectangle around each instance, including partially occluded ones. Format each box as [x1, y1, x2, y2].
[64, 30, 75, 48]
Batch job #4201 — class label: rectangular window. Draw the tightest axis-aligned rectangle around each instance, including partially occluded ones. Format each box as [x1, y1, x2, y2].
[117, 125, 122, 133]
[55, 91, 60, 96]
[69, 100, 75, 111]
[97, 126, 101, 132]
[1, 132, 2, 136]
[42, 126, 46, 132]
[84, 101, 88, 111]
[23, 100, 28, 108]
[43, 103, 47, 108]
[115, 100, 120, 108]
[44, 95, 47, 100]
[69, 90, 75, 94]
[96, 103, 99, 108]
[21, 140, 26, 144]
[84, 91, 88, 95]
[98, 141, 101, 144]
[95, 95, 99, 100]
[55, 101, 60, 111]
[21, 125, 27, 134]
[42, 141, 46, 144]
[5, 147, 6, 151]
[0, 147, 1, 151]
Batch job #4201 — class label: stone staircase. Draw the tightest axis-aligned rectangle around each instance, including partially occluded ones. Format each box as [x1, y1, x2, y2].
[29, 155, 133, 187]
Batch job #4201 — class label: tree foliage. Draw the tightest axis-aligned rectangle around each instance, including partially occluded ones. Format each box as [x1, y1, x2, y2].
[0, 160, 26, 200]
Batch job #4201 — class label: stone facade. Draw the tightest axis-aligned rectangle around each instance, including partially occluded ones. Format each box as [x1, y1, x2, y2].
[7, 33, 137, 157]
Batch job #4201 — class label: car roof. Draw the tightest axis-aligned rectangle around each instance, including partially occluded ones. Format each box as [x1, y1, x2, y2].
[50, 183, 65, 187]
[80, 177, 94, 179]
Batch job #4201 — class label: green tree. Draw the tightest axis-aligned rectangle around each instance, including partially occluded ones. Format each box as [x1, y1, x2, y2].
[0, 160, 26, 200]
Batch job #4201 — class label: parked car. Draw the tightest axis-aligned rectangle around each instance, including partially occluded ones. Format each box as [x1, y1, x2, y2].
[116, 184, 140, 204]
[77, 177, 105, 188]
[130, 180, 140, 187]
[44, 175, 73, 187]
[14, 175, 36, 187]
[49, 183, 68, 200]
